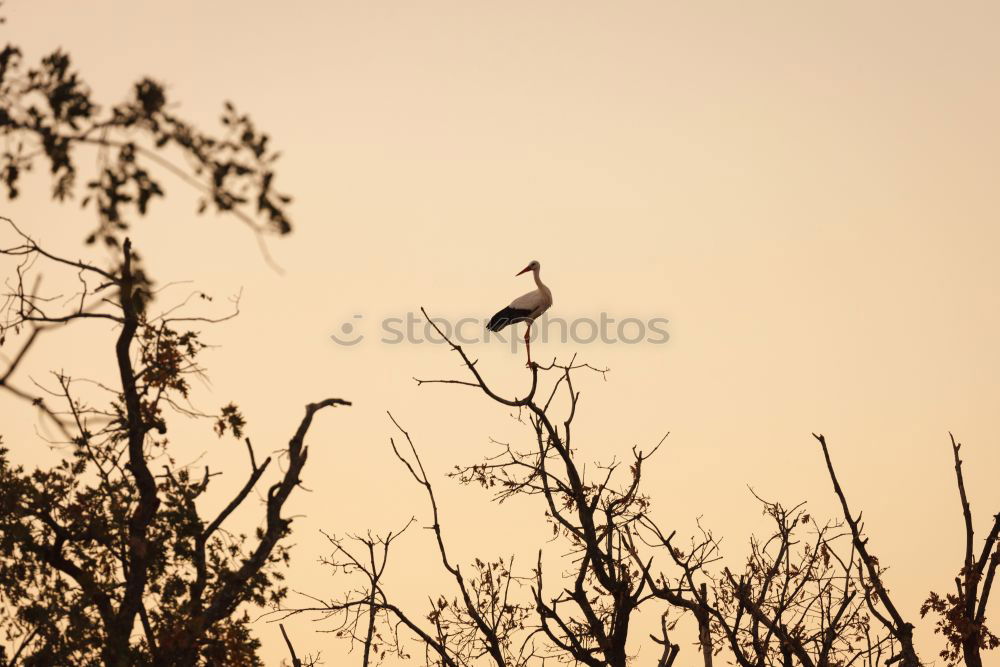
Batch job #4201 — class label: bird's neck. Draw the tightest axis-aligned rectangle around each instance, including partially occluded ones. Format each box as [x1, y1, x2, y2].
[532, 268, 549, 294]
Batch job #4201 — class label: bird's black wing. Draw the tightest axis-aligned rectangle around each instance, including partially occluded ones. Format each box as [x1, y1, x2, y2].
[486, 307, 533, 332]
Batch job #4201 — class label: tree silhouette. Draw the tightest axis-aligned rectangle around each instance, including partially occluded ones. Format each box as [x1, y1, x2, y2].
[1, 7, 997, 667]
[275, 311, 996, 667]
[0, 11, 347, 663]
[919, 435, 1000, 667]
[0, 220, 348, 665]
[0, 23, 292, 274]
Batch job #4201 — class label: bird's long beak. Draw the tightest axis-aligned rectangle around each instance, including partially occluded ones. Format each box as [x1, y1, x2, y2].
[516, 265, 532, 276]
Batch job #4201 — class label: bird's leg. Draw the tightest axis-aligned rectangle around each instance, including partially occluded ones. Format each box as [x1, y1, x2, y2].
[524, 325, 533, 368]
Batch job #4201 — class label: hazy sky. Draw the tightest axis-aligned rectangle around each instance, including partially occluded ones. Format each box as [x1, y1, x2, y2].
[4, 2, 1000, 664]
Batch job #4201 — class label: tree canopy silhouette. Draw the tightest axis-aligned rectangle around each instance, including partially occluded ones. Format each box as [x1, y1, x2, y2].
[0, 12, 348, 665]
[0, 13, 291, 274]
[275, 312, 997, 667]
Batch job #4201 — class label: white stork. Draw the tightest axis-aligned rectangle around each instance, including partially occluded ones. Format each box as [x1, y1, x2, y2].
[486, 260, 553, 367]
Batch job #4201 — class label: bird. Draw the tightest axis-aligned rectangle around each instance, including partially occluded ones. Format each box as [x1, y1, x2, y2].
[486, 260, 553, 367]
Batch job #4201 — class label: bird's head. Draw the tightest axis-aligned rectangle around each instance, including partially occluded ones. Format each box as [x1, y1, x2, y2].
[516, 260, 540, 276]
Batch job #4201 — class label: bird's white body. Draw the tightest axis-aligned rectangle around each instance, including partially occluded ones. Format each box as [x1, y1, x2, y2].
[509, 275, 553, 321]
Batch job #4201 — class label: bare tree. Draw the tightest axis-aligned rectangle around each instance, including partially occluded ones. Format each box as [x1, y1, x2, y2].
[276, 314, 995, 667]
[919, 434, 1000, 667]
[710, 494, 896, 667]
[279, 623, 320, 667]
[271, 414, 536, 667]
[414, 312, 665, 667]
[813, 434, 925, 667]
[278, 311, 713, 665]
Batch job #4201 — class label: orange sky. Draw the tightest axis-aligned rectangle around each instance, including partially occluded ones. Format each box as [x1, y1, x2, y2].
[3, 2, 1000, 664]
